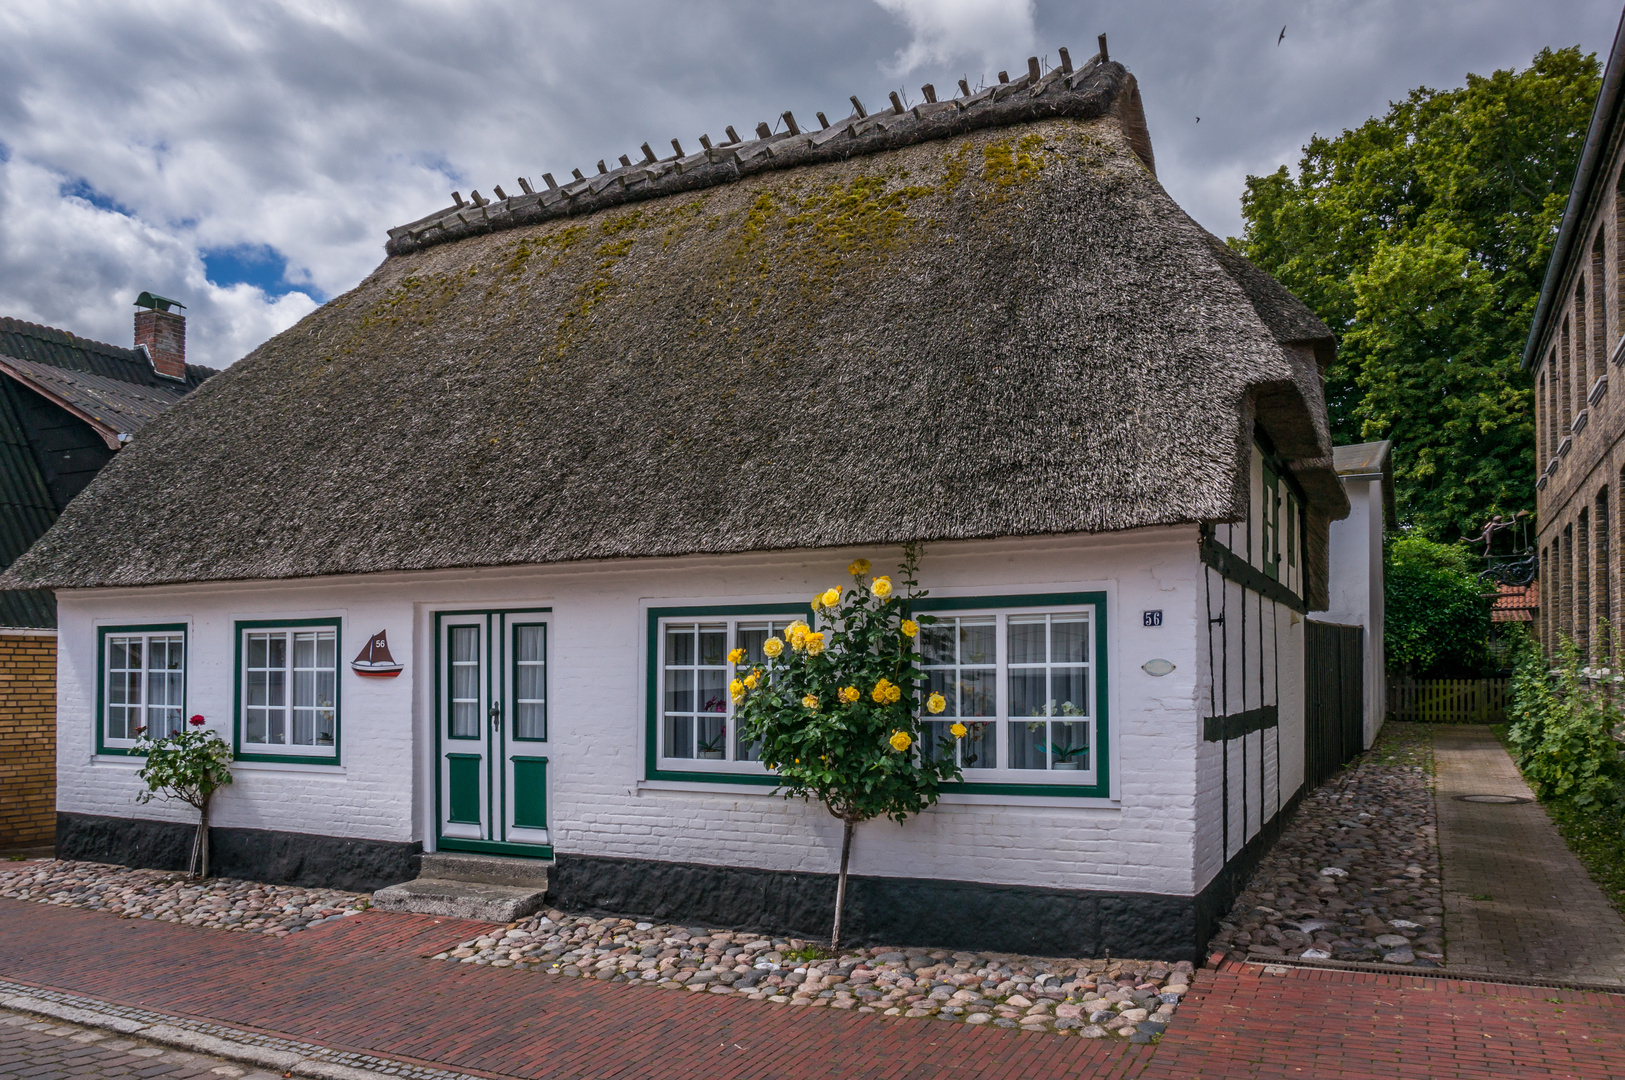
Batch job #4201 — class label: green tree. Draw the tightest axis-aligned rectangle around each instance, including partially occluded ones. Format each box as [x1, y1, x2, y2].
[1235, 47, 1600, 540]
[1385, 535, 1493, 676]
[733, 546, 961, 948]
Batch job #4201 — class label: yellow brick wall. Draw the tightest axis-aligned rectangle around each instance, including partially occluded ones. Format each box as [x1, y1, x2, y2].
[0, 634, 55, 846]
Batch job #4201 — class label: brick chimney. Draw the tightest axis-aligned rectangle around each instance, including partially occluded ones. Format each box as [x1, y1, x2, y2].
[133, 292, 187, 380]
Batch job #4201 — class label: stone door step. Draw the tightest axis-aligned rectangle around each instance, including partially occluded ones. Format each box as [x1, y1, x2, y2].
[372, 877, 548, 922]
[419, 851, 552, 888]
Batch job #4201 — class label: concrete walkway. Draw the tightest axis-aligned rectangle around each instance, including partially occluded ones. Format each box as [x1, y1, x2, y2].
[1434, 725, 1625, 984]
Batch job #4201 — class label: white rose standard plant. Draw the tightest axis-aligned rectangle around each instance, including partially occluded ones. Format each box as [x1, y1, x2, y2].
[732, 543, 965, 948]
[134, 715, 234, 880]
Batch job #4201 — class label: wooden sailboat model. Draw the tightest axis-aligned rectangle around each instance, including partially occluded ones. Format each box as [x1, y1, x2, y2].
[351, 629, 404, 677]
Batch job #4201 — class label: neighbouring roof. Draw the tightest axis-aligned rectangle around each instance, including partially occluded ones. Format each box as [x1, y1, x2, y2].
[2, 51, 1350, 604]
[0, 315, 215, 626]
[1524, 7, 1625, 370]
[1492, 582, 1538, 623]
[1332, 439, 1397, 529]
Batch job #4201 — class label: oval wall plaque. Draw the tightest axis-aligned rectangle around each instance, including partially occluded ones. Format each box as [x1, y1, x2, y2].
[1141, 658, 1175, 676]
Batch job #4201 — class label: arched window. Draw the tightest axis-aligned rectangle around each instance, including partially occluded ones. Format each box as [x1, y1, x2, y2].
[1593, 229, 1608, 387]
[1580, 507, 1592, 657]
[1577, 281, 1590, 411]
[1563, 317, 1574, 440]
[1597, 488, 1612, 662]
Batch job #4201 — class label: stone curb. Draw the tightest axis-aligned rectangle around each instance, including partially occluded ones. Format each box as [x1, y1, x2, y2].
[0, 987, 488, 1080]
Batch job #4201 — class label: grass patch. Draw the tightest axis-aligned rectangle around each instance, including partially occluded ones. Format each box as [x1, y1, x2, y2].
[781, 945, 835, 963]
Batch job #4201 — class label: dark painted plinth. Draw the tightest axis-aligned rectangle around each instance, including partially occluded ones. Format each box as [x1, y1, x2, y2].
[549, 853, 1203, 961]
[1192, 786, 1306, 952]
[55, 812, 420, 893]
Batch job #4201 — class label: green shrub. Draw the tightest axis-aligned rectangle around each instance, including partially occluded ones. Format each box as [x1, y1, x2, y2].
[1506, 630, 1625, 808]
[1385, 535, 1493, 676]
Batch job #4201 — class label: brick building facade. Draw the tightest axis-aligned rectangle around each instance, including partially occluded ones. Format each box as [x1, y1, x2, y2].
[1530, 13, 1625, 657]
[0, 630, 56, 846]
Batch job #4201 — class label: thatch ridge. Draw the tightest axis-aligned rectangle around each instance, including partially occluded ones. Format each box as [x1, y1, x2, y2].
[4, 72, 1347, 603]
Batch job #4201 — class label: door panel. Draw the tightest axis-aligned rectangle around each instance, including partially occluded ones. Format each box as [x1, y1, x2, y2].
[437, 610, 550, 853]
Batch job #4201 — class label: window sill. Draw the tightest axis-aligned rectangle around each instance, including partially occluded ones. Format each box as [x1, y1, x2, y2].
[235, 752, 341, 767]
[232, 760, 347, 775]
[637, 779, 1115, 804]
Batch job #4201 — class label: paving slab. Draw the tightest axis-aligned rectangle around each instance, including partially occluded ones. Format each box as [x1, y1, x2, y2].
[1434, 724, 1625, 984]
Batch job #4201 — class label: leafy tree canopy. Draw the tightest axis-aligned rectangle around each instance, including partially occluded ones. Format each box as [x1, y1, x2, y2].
[1235, 47, 1600, 541]
[1385, 534, 1493, 676]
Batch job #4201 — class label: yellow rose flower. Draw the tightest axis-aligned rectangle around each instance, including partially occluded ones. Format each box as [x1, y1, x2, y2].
[802, 693, 819, 710]
[743, 671, 759, 689]
[821, 587, 842, 609]
[729, 678, 745, 704]
[810, 593, 824, 611]
[872, 678, 902, 704]
[728, 647, 747, 665]
[848, 558, 872, 576]
[886, 683, 902, 704]
[950, 722, 968, 739]
[762, 637, 784, 658]
[805, 631, 826, 656]
[901, 619, 918, 638]
[838, 686, 860, 704]
[871, 576, 893, 598]
[927, 692, 947, 714]
[889, 730, 913, 752]
[786, 621, 810, 651]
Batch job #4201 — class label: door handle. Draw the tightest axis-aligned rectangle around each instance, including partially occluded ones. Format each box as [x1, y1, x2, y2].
[489, 700, 502, 732]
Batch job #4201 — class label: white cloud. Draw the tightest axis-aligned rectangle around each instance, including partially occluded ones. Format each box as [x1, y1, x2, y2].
[873, 0, 1037, 76]
[0, 0, 1618, 366]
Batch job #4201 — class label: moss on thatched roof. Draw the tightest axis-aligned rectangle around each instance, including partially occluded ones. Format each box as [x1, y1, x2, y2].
[3, 56, 1347, 602]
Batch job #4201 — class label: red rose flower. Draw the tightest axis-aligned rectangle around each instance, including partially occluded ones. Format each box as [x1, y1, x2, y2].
[189, 714, 206, 726]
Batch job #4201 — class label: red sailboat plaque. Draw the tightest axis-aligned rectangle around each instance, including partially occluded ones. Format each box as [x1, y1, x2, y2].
[352, 630, 404, 677]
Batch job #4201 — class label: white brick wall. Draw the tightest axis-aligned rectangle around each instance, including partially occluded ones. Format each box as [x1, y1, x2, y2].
[58, 527, 1218, 896]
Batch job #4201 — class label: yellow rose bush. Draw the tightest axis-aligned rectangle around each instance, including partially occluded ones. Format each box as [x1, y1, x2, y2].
[732, 543, 962, 948]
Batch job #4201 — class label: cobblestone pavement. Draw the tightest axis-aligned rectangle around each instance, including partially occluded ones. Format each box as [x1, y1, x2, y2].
[436, 912, 1190, 1040]
[6, 897, 1625, 1079]
[0, 1010, 278, 1080]
[1207, 722, 1444, 965]
[1436, 724, 1625, 985]
[0, 861, 367, 936]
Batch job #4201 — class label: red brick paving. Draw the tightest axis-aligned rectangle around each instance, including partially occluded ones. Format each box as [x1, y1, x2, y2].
[3, 899, 1624, 1079]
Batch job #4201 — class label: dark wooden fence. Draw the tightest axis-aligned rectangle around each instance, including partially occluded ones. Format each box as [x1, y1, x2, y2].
[1386, 678, 1510, 724]
[1306, 621, 1365, 789]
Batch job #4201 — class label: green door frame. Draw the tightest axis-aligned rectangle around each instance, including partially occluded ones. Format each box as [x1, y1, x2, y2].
[433, 608, 554, 859]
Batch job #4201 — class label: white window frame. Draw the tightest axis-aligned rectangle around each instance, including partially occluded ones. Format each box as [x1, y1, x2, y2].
[100, 627, 186, 752]
[654, 613, 801, 775]
[919, 604, 1100, 786]
[237, 622, 341, 760]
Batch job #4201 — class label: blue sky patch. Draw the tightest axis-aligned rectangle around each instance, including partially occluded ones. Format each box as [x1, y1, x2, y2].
[201, 244, 323, 302]
[59, 177, 135, 216]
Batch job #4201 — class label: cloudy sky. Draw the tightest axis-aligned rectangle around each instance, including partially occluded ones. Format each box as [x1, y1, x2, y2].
[0, 0, 1620, 367]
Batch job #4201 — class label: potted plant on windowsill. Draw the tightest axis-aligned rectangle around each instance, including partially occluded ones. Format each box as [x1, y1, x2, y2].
[1049, 743, 1088, 770]
[698, 727, 726, 760]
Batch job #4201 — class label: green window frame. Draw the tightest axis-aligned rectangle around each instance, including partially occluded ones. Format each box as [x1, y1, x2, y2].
[233, 617, 343, 765]
[96, 623, 188, 757]
[643, 592, 1110, 798]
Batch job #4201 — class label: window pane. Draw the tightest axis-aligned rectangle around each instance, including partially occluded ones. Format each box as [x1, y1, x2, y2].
[316, 670, 335, 711]
[266, 634, 286, 669]
[451, 701, 479, 739]
[516, 702, 546, 740]
[736, 727, 762, 762]
[248, 670, 269, 708]
[248, 635, 267, 668]
[698, 626, 727, 666]
[517, 664, 545, 703]
[920, 625, 955, 666]
[921, 721, 954, 764]
[1052, 618, 1087, 664]
[108, 706, 128, 742]
[1052, 720, 1089, 769]
[110, 668, 133, 706]
[294, 669, 315, 709]
[926, 670, 957, 716]
[164, 672, 183, 709]
[698, 668, 727, 715]
[664, 667, 694, 714]
[294, 633, 316, 669]
[664, 715, 693, 758]
[1052, 667, 1088, 717]
[110, 639, 132, 671]
[451, 662, 478, 703]
[265, 669, 286, 707]
[961, 621, 996, 665]
[317, 633, 335, 668]
[961, 720, 995, 769]
[1009, 669, 1048, 718]
[697, 715, 725, 756]
[516, 625, 545, 663]
[960, 667, 996, 717]
[737, 625, 768, 664]
[1010, 719, 1046, 769]
[247, 708, 267, 744]
[268, 701, 285, 744]
[452, 626, 479, 663]
[665, 626, 695, 667]
[1008, 618, 1046, 664]
[315, 707, 335, 746]
[293, 706, 315, 745]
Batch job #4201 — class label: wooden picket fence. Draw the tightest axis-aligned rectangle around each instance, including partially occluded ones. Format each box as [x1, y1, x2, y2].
[1387, 678, 1511, 724]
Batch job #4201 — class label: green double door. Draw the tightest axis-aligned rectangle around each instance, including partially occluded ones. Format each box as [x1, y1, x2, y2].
[436, 610, 551, 856]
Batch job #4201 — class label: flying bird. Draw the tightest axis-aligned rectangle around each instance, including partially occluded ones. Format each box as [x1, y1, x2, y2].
[1278, 25, 1286, 45]
[1195, 117, 1201, 123]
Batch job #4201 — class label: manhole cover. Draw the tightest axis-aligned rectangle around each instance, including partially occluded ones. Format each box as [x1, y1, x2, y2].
[1452, 794, 1532, 804]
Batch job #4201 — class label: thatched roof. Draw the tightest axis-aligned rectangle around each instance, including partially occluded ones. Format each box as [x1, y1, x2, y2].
[3, 53, 1348, 606]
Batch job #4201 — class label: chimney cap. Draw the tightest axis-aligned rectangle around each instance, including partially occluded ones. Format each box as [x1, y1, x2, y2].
[135, 292, 186, 313]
